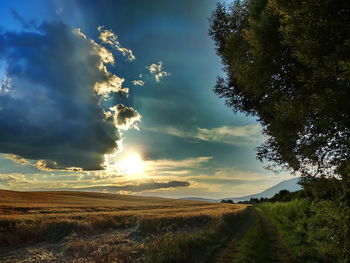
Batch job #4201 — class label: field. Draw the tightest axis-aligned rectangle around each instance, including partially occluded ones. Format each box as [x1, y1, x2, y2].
[0, 190, 248, 262]
[1, 191, 345, 262]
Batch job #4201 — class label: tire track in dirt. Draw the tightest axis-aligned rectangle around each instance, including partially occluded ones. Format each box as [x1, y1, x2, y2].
[202, 208, 255, 263]
[205, 208, 293, 263]
[257, 210, 293, 263]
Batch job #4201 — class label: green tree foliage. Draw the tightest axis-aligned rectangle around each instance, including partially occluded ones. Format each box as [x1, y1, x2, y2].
[209, 0, 350, 179]
[220, 199, 235, 203]
[299, 176, 343, 200]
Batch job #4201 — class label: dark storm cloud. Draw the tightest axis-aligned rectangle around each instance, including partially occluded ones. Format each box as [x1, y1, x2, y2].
[0, 21, 121, 170]
[109, 104, 141, 130]
[74, 180, 190, 193]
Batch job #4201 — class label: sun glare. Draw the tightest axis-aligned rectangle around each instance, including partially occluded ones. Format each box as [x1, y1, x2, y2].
[119, 153, 144, 175]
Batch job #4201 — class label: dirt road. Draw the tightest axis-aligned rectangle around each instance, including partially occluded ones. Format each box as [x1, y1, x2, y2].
[205, 208, 293, 263]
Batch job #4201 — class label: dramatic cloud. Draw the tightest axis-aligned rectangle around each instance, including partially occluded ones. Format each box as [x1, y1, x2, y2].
[131, 80, 144, 86]
[0, 21, 139, 170]
[147, 124, 263, 146]
[74, 180, 190, 194]
[94, 75, 128, 96]
[73, 28, 130, 97]
[98, 26, 136, 61]
[146, 61, 170, 82]
[107, 104, 142, 130]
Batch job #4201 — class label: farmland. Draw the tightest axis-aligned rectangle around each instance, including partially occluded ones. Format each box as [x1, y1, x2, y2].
[1, 191, 347, 262]
[0, 190, 248, 262]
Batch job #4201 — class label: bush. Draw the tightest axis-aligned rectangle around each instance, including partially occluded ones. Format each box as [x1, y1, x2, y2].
[258, 199, 349, 262]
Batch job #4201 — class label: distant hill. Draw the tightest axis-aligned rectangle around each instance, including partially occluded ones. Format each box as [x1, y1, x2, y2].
[223, 178, 301, 202]
[181, 178, 301, 202]
[179, 197, 217, 202]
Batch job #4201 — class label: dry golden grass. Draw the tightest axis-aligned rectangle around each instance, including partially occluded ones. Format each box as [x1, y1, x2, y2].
[0, 190, 246, 228]
[0, 189, 248, 262]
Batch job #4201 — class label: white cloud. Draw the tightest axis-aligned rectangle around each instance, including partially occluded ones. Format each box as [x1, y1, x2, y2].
[74, 28, 115, 67]
[147, 62, 162, 74]
[146, 61, 170, 82]
[56, 8, 63, 15]
[3, 154, 31, 165]
[74, 27, 130, 98]
[98, 154, 211, 181]
[131, 80, 145, 86]
[147, 156, 212, 170]
[93, 44, 115, 65]
[34, 160, 83, 172]
[98, 26, 136, 61]
[94, 75, 128, 96]
[147, 124, 264, 146]
[139, 157, 212, 179]
[196, 124, 263, 145]
[0, 76, 11, 95]
[0, 173, 27, 186]
[3, 154, 84, 172]
[73, 28, 87, 39]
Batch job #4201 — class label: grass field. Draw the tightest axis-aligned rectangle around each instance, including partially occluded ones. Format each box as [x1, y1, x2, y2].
[0, 190, 248, 262]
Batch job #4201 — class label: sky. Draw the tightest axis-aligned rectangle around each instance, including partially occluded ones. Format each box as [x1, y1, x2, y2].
[0, 0, 294, 199]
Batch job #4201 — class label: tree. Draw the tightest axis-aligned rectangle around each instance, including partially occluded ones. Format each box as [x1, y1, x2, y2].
[271, 189, 291, 202]
[221, 199, 235, 204]
[209, 0, 350, 180]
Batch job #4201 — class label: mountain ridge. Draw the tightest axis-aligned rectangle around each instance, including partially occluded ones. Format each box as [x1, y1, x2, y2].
[181, 177, 301, 202]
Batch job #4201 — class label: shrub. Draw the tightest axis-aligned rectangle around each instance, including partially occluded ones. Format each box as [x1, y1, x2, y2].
[258, 199, 349, 262]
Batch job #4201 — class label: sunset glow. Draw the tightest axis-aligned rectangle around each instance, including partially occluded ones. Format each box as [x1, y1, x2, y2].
[119, 152, 144, 176]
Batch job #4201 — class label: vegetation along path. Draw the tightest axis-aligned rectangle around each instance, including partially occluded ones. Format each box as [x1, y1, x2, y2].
[205, 208, 293, 263]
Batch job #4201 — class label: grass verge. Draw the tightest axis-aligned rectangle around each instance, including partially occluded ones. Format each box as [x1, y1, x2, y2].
[258, 199, 349, 263]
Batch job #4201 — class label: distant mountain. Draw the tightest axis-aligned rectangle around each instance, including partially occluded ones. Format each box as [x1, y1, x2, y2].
[222, 177, 301, 202]
[180, 178, 301, 202]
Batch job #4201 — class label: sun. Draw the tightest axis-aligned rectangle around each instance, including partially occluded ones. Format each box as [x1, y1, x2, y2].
[119, 152, 144, 175]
